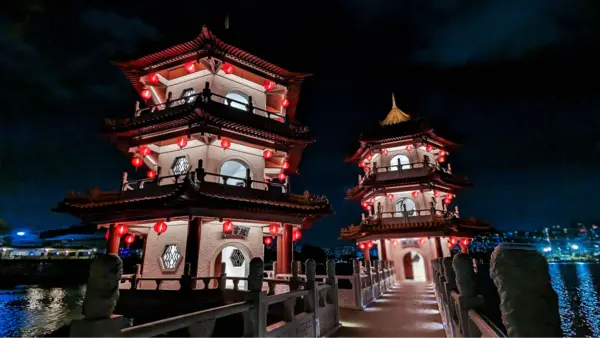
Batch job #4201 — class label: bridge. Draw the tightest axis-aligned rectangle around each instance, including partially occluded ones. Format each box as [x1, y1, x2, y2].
[70, 244, 563, 337]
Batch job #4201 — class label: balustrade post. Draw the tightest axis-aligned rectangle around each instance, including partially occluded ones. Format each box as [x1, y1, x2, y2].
[245, 168, 252, 189]
[180, 263, 193, 291]
[326, 260, 340, 326]
[442, 257, 459, 334]
[243, 257, 265, 337]
[130, 264, 141, 290]
[305, 259, 319, 336]
[202, 81, 211, 101]
[219, 261, 227, 290]
[452, 253, 485, 337]
[352, 260, 362, 309]
[290, 260, 302, 291]
[247, 96, 254, 114]
[70, 254, 126, 337]
[195, 159, 205, 182]
[374, 261, 381, 297]
[490, 244, 563, 337]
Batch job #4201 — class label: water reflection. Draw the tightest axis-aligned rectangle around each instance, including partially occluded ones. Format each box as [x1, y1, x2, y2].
[549, 263, 575, 336]
[575, 263, 600, 338]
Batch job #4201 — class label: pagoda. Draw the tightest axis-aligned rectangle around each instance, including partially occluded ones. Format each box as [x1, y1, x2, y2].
[54, 26, 332, 288]
[339, 95, 490, 282]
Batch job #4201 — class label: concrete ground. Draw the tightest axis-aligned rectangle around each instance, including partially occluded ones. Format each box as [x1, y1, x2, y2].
[336, 282, 446, 337]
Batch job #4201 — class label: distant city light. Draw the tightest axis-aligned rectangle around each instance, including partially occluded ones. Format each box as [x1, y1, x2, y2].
[571, 244, 579, 250]
[543, 247, 552, 252]
[16, 232, 25, 236]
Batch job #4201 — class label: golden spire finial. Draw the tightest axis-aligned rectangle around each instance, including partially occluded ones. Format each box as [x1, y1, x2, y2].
[380, 93, 410, 126]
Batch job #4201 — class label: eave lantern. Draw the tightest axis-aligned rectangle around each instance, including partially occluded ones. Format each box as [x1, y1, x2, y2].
[425, 144, 433, 152]
[292, 229, 302, 241]
[141, 89, 152, 100]
[444, 197, 452, 205]
[146, 170, 157, 179]
[222, 63, 234, 74]
[139, 146, 151, 157]
[148, 73, 160, 84]
[358, 242, 366, 250]
[387, 193, 394, 200]
[406, 145, 413, 151]
[184, 61, 196, 73]
[411, 191, 419, 198]
[382, 149, 389, 156]
[223, 221, 234, 234]
[433, 191, 441, 197]
[154, 221, 168, 235]
[367, 241, 373, 249]
[263, 149, 274, 159]
[116, 225, 128, 236]
[278, 172, 286, 181]
[125, 235, 135, 245]
[268, 224, 280, 237]
[104, 231, 109, 240]
[221, 139, 231, 149]
[176, 137, 188, 149]
[131, 157, 143, 169]
[438, 156, 446, 163]
[282, 161, 290, 170]
[392, 240, 398, 246]
[264, 80, 276, 91]
[264, 237, 273, 246]
[281, 98, 290, 108]
[462, 238, 470, 246]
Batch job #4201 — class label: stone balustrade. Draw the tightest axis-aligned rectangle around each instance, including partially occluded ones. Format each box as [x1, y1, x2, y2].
[431, 244, 563, 338]
[70, 255, 341, 337]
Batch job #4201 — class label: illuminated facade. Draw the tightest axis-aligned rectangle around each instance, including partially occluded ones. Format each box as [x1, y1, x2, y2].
[340, 95, 490, 282]
[54, 26, 332, 288]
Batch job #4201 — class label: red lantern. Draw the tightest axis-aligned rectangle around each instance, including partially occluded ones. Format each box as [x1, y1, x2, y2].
[184, 61, 195, 73]
[438, 156, 446, 163]
[278, 172, 286, 181]
[125, 235, 135, 245]
[131, 157, 143, 168]
[362, 201, 369, 209]
[116, 225, 128, 236]
[426, 144, 433, 152]
[411, 191, 419, 198]
[369, 197, 375, 204]
[148, 73, 160, 84]
[281, 98, 290, 108]
[462, 238, 470, 246]
[366, 153, 373, 161]
[418, 238, 425, 245]
[359, 242, 366, 250]
[450, 237, 457, 245]
[387, 193, 394, 200]
[264, 237, 273, 246]
[433, 191, 440, 197]
[223, 221, 234, 234]
[176, 137, 188, 148]
[367, 241, 373, 249]
[221, 139, 231, 149]
[406, 145, 413, 151]
[364, 166, 371, 174]
[222, 63, 234, 74]
[146, 170, 157, 179]
[292, 229, 302, 241]
[139, 146, 151, 156]
[105, 231, 109, 240]
[282, 161, 290, 170]
[439, 150, 446, 156]
[269, 224, 280, 237]
[141, 89, 152, 100]
[444, 197, 452, 205]
[154, 221, 167, 235]
[264, 80, 276, 91]
[392, 240, 398, 246]
[382, 149, 389, 156]
[263, 149, 273, 159]
[359, 161, 365, 168]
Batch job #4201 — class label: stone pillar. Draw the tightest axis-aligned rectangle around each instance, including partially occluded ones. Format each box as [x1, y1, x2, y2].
[326, 260, 340, 326]
[70, 254, 125, 336]
[380, 240, 388, 261]
[106, 224, 120, 255]
[243, 257, 265, 337]
[352, 259, 362, 309]
[280, 224, 293, 274]
[452, 253, 485, 337]
[184, 217, 202, 279]
[305, 259, 318, 336]
[490, 244, 563, 337]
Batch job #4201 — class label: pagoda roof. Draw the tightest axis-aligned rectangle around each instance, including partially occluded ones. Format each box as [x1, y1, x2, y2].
[53, 174, 333, 226]
[339, 216, 492, 241]
[346, 170, 471, 200]
[113, 26, 310, 122]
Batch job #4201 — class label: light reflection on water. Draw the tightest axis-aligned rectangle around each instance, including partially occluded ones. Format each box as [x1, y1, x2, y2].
[548, 263, 600, 338]
[0, 285, 85, 337]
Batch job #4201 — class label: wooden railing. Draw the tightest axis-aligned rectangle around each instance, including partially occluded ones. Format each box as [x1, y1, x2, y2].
[135, 81, 287, 123]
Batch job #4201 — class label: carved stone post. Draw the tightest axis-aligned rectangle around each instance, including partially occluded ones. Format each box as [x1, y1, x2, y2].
[490, 244, 563, 337]
[352, 259, 362, 309]
[326, 260, 340, 326]
[290, 260, 302, 291]
[374, 261, 381, 297]
[442, 257, 458, 331]
[70, 254, 125, 336]
[243, 257, 265, 337]
[453, 253, 485, 337]
[305, 260, 318, 336]
[219, 262, 227, 290]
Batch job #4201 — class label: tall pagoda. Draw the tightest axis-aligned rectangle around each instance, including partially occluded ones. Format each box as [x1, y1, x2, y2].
[54, 26, 332, 288]
[339, 95, 490, 282]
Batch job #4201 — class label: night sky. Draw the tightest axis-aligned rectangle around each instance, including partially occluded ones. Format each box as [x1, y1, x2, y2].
[2, 0, 600, 247]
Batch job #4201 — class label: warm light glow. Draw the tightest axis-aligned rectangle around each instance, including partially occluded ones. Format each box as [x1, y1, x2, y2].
[176, 137, 188, 148]
[362, 201, 369, 209]
[153, 221, 167, 234]
[282, 161, 290, 170]
[264, 80, 276, 91]
[146, 170, 157, 179]
[292, 229, 302, 241]
[382, 149, 389, 156]
[433, 190, 440, 197]
[358, 242, 366, 250]
[222, 63, 234, 74]
[450, 237, 457, 245]
[367, 241, 373, 249]
[462, 239, 470, 246]
[131, 157, 143, 168]
[438, 156, 446, 163]
[439, 150, 446, 156]
[269, 224, 280, 237]
[221, 139, 231, 149]
[116, 225, 128, 236]
[105, 231, 109, 240]
[387, 193, 394, 200]
[125, 235, 135, 245]
[148, 73, 159, 84]
[223, 221, 234, 234]
[392, 240, 398, 246]
[406, 145, 413, 151]
[278, 172, 286, 181]
[426, 144, 433, 152]
[184, 61, 196, 73]
[419, 237, 425, 245]
[264, 237, 273, 246]
[411, 191, 419, 198]
[367, 205, 372, 212]
[139, 146, 151, 156]
[366, 153, 373, 161]
[141, 89, 152, 100]
[281, 98, 290, 108]
[263, 149, 273, 159]
[444, 197, 452, 205]
[369, 197, 375, 204]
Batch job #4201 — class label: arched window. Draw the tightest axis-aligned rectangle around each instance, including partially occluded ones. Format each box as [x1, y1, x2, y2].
[390, 154, 411, 171]
[225, 90, 250, 111]
[220, 160, 251, 186]
[395, 197, 416, 217]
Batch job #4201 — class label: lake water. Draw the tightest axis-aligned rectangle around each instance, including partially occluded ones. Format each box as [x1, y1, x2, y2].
[0, 263, 599, 337]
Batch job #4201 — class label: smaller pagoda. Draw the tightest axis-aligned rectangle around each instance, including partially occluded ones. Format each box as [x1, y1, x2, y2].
[340, 95, 490, 282]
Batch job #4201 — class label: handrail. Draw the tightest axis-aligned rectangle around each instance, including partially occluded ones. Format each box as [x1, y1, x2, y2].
[120, 301, 252, 337]
[373, 161, 430, 172]
[468, 310, 506, 338]
[265, 289, 309, 305]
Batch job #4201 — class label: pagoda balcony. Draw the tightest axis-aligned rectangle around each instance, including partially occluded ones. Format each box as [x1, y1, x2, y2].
[361, 208, 454, 226]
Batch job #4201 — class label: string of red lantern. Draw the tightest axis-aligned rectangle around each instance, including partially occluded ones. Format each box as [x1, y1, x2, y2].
[278, 173, 286, 181]
[221, 139, 231, 149]
[358, 242, 366, 250]
[269, 224, 279, 237]
[141, 89, 152, 100]
[116, 225, 128, 236]
[264, 80, 276, 91]
[462, 238, 470, 246]
[125, 235, 135, 245]
[282, 161, 290, 170]
[292, 229, 302, 241]
[154, 221, 167, 235]
[223, 221, 234, 234]
[382, 149, 389, 156]
[146, 170, 157, 179]
[148, 73, 160, 84]
[366, 153, 373, 161]
[184, 61, 195, 73]
[367, 241, 373, 249]
[176, 137, 188, 149]
[222, 63, 234, 74]
[411, 191, 419, 198]
[131, 157, 143, 169]
[263, 149, 273, 159]
[281, 98, 290, 108]
[425, 144, 433, 152]
[433, 191, 440, 197]
[139, 146, 151, 156]
[105, 231, 109, 240]
[264, 237, 273, 246]
[387, 193, 394, 200]
[406, 145, 413, 151]
[438, 156, 446, 163]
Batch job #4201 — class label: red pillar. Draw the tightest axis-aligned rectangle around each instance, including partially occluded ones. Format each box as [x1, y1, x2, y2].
[106, 224, 121, 255]
[280, 224, 293, 274]
[276, 234, 283, 274]
[459, 238, 469, 254]
[184, 217, 202, 277]
[380, 240, 388, 261]
[363, 247, 371, 262]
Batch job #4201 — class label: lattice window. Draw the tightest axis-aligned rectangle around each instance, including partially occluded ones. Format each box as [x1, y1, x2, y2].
[171, 156, 190, 175]
[181, 88, 197, 103]
[229, 249, 245, 267]
[161, 245, 181, 270]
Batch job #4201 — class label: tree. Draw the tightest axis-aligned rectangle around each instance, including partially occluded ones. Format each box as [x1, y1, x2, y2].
[0, 218, 10, 235]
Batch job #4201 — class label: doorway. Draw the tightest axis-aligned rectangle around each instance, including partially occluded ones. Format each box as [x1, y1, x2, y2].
[402, 251, 426, 282]
[214, 246, 249, 289]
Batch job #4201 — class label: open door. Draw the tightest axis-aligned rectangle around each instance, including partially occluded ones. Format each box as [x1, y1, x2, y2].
[403, 253, 414, 280]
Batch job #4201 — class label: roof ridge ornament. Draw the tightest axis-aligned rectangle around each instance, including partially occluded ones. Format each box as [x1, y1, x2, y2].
[380, 93, 410, 126]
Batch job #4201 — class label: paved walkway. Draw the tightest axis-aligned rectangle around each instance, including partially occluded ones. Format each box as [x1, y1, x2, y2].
[337, 282, 446, 337]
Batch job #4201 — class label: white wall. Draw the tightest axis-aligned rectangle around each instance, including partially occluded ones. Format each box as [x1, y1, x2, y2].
[221, 246, 248, 289]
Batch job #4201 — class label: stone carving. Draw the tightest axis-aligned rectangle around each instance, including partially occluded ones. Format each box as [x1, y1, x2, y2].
[490, 244, 563, 337]
[453, 253, 477, 297]
[82, 254, 123, 319]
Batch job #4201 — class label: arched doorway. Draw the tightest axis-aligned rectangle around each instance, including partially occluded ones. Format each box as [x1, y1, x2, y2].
[220, 160, 251, 187]
[395, 197, 417, 217]
[213, 246, 249, 289]
[402, 251, 426, 282]
[390, 154, 411, 170]
[225, 90, 250, 111]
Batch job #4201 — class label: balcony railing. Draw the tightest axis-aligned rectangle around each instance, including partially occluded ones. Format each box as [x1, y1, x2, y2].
[359, 159, 453, 186]
[361, 205, 457, 225]
[135, 81, 287, 123]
